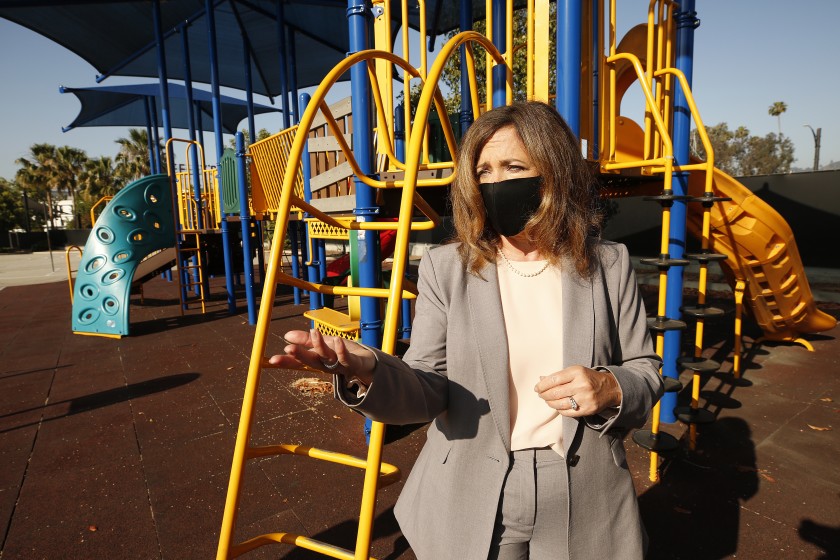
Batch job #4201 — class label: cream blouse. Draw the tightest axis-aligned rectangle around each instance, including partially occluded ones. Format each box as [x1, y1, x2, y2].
[496, 257, 566, 456]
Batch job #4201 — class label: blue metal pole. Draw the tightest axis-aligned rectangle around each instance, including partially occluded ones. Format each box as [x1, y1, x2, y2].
[195, 101, 206, 148]
[459, 0, 473, 136]
[300, 93, 323, 310]
[288, 222, 302, 304]
[180, 23, 204, 233]
[275, 0, 298, 302]
[205, 0, 236, 314]
[348, 0, 381, 349]
[660, 0, 700, 423]
[241, 34, 264, 287]
[288, 30, 300, 123]
[394, 105, 411, 337]
[236, 132, 257, 324]
[276, 0, 291, 130]
[348, 0, 380, 444]
[150, 96, 161, 170]
[143, 98, 157, 174]
[491, 0, 506, 109]
[556, 0, 582, 136]
[152, 0, 173, 144]
[242, 38, 256, 142]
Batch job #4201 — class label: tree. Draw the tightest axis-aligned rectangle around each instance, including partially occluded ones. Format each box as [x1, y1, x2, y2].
[80, 156, 118, 200]
[691, 122, 794, 176]
[401, 6, 557, 116]
[0, 178, 26, 233]
[227, 128, 272, 149]
[16, 144, 60, 229]
[54, 146, 88, 228]
[78, 156, 119, 227]
[768, 101, 787, 136]
[115, 129, 158, 183]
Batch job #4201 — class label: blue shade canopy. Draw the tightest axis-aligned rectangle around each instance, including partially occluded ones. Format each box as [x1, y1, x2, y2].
[60, 83, 280, 134]
[0, 1, 350, 99]
[0, 1, 517, 99]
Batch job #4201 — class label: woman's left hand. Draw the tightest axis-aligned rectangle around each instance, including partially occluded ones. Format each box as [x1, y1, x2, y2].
[534, 365, 622, 416]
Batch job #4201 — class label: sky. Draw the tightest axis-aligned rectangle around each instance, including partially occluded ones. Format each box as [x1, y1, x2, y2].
[1, 1, 839, 181]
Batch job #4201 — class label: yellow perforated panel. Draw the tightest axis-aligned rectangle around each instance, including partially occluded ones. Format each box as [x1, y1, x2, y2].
[306, 217, 354, 239]
[248, 126, 305, 213]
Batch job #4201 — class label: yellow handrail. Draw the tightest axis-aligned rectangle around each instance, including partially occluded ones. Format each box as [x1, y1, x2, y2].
[64, 245, 83, 304]
[88, 196, 113, 226]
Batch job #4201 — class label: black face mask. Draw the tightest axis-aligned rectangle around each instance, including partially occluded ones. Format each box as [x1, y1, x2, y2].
[480, 176, 543, 237]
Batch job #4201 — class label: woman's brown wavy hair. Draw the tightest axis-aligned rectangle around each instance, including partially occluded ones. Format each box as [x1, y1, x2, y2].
[451, 101, 602, 277]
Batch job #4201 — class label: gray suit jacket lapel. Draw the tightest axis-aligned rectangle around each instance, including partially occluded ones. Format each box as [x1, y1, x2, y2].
[467, 261, 512, 451]
[561, 258, 594, 455]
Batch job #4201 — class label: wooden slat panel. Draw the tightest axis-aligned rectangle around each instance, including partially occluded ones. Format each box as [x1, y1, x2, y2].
[307, 134, 353, 153]
[310, 161, 354, 192]
[309, 194, 356, 213]
[311, 97, 353, 128]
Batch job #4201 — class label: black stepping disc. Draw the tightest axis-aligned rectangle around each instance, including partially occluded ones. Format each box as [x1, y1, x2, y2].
[639, 256, 691, 268]
[685, 252, 728, 263]
[674, 406, 716, 424]
[663, 376, 683, 393]
[632, 429, 679, 452]
[681, 305, 727, 319]
[643, 194, 691, 203]
[677, 356, 721, 374]
[647, 317, 687, 332]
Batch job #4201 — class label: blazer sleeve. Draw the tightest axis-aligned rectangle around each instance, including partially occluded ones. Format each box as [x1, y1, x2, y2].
[588, 243, 664, 432]
[333, 250, 450, 425]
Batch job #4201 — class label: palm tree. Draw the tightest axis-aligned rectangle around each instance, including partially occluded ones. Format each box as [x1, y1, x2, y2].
[768, 101, 787, 136]
[55, 146, 88, 228]
[16, 144, 59, 229]
[16, 144, 89, 229]
[81, 156, 119, 200]
[77, 156, 118, 227]
[115, 129, 159, 182]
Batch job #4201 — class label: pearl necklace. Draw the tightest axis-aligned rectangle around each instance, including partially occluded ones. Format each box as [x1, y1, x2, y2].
[498, 250, 550, 278]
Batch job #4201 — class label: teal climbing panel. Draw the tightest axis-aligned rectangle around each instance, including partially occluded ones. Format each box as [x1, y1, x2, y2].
[71, 174, 176, 338]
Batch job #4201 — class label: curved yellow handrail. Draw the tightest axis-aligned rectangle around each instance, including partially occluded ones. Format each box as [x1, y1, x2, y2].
[604, 52, 673, 169]
[88, 196, 113, 227]
[305, 51, 456, 189]
[64, 245, 83, 304]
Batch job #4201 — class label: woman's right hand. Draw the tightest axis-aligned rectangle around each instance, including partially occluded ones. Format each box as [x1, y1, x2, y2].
[268, 329, 376, 386]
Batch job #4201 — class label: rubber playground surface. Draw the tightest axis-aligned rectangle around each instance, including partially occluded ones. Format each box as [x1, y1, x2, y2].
[0, 253, 838, 559]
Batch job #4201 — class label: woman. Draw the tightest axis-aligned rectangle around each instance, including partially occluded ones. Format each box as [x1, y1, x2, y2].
[270, 101, 663, 559]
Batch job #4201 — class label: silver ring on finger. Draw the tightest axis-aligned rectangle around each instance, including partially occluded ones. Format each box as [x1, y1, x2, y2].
[320, 357, 340, 370]
[568, 396, 579, 411]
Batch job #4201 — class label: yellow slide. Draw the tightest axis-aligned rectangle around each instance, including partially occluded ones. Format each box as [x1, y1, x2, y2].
[612, 117, 836, 345]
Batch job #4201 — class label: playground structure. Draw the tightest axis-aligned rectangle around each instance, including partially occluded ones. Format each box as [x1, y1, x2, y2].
[51, 0, 836, 557]
[208, 1, 838, 559]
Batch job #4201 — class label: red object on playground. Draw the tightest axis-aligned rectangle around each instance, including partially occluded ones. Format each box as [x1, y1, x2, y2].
[325, 228, 398, 279]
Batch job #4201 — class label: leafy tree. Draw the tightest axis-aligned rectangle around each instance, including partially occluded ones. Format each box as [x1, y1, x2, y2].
[0, 178, 26, 233]
[691, 122, 794, 176]
[16, 144, 60, 229]
[55, 146, 88, 228]
[15, 143, 90, 229]
[116, 128, 158, 183]
[228, 128, 272, 149]
[768, 101, 787, 136]
[78, 156, 119, 228]
[80, 156, 119, 200]
[402, 6, 557, 116]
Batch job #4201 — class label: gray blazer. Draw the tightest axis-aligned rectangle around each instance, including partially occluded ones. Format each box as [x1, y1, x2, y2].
[338, 240, 663, 560]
